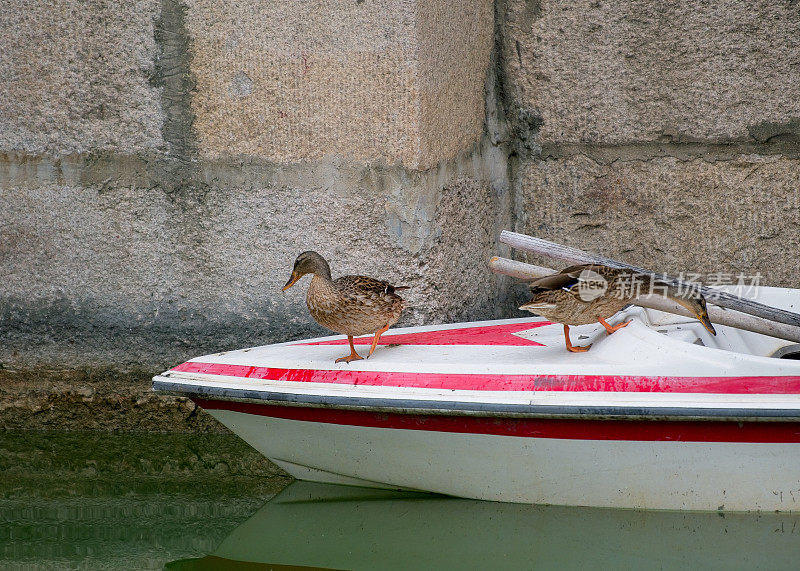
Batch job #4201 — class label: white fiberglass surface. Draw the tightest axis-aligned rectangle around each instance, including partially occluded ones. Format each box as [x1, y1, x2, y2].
[208, 409, 800, 511]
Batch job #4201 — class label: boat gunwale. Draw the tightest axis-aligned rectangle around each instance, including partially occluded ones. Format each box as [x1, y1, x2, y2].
[153, 378, 800, 422]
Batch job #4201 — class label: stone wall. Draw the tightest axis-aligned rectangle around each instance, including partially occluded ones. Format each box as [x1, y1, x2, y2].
[0, 0, 506, 428]
[497, 0, 800, 285]
[2, 0, 799, 429]
[1, 0, 502, 370]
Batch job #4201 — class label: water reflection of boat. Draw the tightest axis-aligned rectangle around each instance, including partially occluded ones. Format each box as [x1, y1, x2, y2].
[153, 287, 800, 511]
[166, 482, 800, 570]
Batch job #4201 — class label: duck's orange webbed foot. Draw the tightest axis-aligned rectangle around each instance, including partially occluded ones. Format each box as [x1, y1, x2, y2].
[563, 324, 591, 353]
[367, 324, 391, 359]
[598, 317, 632, 335]
[566, 344, 591, 353]
[336, 335, 364, 364]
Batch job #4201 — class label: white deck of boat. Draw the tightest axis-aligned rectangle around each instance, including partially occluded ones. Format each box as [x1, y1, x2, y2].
[175, 311, 798, 379]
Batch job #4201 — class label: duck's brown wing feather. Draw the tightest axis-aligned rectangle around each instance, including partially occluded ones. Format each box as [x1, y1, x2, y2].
[529, 265, 591, 292]
[529, 264, 624, 293]
[335, 275, 406, 297]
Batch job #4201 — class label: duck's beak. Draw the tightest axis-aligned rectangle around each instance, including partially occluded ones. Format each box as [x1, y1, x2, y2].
[697, 309, 717, 336]
[282, 271, 301, 292]
[674, 297, 717, 336]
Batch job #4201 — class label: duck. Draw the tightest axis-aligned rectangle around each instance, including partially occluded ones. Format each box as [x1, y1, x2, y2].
[519, 264, 716, 353]
[282, 251, 408, 363]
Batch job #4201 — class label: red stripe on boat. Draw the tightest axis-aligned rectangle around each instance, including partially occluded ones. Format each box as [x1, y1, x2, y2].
[194, 399, 800, 443]
[301, 322, 549, 347]
[172, 361, 800, 394]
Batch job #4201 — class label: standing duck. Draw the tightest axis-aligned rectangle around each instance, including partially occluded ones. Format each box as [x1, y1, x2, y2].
[519, 264, 716, 353]
[282, 251, 408, 363]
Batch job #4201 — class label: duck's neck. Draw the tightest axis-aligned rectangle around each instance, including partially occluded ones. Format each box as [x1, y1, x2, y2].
[313, 259, 333, 281]
[310, 272, 334, 289]
[308, 272, 341, 307]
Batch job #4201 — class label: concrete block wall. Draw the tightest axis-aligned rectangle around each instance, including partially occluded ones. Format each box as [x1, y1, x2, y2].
[497, 0, 800, 284]
[0, 0, 163, 156]
[184, 0, 492, 169]
[0, 0, 504, 429]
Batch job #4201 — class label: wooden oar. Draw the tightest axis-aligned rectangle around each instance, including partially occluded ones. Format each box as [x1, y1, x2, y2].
[499, 230, 800, 329]
[489, 255, 800, 345]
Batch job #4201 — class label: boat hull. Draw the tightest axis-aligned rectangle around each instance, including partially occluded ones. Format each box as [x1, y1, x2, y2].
[154, 298, 800, 511]
[198, 398, 800, 511]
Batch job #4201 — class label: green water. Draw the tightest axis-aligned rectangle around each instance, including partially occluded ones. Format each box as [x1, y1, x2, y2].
[0, 431, 291, 570]
[2, 431, 799, 570]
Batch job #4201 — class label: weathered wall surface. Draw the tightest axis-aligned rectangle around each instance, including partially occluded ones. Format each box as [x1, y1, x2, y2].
[0, 148, 507, 371]
[183, 0, 493, 169]
[497, 0, 800, 285]
[516, 154, 800, 280]
[0, 0, 164, 156]
[0, 0, 503, 428]
[499, 0, 800, 146]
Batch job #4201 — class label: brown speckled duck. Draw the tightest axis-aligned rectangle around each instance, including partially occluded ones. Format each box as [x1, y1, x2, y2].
[520, 264, 716, 353]
[282, 251, 408, 363]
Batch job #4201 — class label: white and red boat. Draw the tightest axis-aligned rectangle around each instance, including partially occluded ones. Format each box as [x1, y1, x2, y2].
[153, 286, 800, 511]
